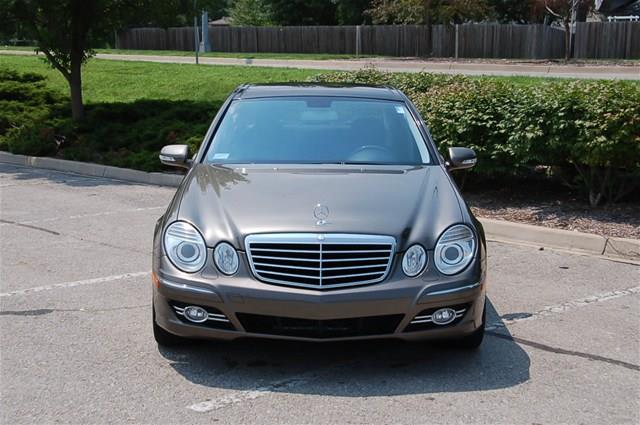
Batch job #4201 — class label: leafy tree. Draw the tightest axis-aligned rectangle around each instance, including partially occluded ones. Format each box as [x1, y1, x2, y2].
[438, 0, 494, 23]
[488, 0, 533, 23]
[366, 0, 431, 24]
[115, 1, 229, 28]
[334, 0, 372, 24]
[11, 0, 113, 120]
[531, 0, 593, 59]
[366, 0, 495, 25]
[229, 0, 274, 25]
[263, 0, 338, 25]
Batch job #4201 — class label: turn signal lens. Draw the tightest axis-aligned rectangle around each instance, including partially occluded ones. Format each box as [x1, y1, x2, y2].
[402, 244, 427, 277]
[214, 242, 239, 275]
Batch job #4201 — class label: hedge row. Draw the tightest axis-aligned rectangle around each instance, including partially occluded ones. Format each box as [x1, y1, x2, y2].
[1, 68, 638, 206]
[310, 69, 640, 206]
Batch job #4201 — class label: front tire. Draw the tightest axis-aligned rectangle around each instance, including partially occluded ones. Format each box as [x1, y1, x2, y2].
[454, 302, 485, 350]
[153, 306, 188, 346]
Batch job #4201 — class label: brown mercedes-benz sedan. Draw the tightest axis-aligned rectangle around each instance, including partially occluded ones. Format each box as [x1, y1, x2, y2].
[152, 84, 486, 349]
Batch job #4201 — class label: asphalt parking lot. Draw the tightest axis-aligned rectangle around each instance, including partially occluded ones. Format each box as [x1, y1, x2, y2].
[1, 162, 639, 424]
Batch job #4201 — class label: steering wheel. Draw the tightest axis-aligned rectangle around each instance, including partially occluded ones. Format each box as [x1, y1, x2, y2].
[348, 145, 393, 161]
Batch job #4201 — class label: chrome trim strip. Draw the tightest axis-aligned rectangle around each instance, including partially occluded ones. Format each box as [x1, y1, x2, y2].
[423, 282, 481, 297]
[245, 233, 396, 289]
[162, 279, 216, 295]
[207, 315, 230, 323]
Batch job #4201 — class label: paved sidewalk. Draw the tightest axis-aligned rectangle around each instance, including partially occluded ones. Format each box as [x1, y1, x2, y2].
[2, 49, 638, 79]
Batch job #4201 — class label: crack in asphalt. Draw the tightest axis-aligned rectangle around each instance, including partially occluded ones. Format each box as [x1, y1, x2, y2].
[487, 285, 640, 332]
[487, 331, 640, 372]
[1, 218, 150, 254]
[0, 304, 148, 316]
[0, 219, 60, 235]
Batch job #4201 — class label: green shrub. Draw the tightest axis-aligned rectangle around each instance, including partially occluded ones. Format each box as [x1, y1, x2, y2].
[311, 70, 640, 206]
[0, 70, 69, 154]
[1, 69, 218, 172]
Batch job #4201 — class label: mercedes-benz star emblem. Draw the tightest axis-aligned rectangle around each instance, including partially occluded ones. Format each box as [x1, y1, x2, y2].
[314, 204, 329, 225]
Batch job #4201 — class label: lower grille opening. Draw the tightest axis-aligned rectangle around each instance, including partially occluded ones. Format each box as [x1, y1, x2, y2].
[237, 313, 404, 339]
[403, 303, 470, 332]
[169, 301, 235, 331]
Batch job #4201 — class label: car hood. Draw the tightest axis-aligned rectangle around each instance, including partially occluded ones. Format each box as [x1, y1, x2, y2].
[175, 164, 464, 251]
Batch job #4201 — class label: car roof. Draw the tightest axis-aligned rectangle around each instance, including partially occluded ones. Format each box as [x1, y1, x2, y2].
[232, 83, 405, 102]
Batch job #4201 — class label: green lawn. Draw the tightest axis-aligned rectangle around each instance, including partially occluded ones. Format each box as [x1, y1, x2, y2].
[0, 54, 320, 171]
[1, 45, 373, 60]
[0, 54, 318, 103]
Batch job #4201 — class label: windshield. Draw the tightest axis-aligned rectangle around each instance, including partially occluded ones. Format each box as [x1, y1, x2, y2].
[205, 97, 431, 165]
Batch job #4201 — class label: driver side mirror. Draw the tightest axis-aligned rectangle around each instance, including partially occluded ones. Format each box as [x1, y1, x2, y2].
[446, 147, 477, 171]
[159, 145, 191, 169]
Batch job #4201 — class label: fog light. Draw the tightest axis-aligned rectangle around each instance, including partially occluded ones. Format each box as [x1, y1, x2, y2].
[432, 308, 457, 325]
[183, 305, 208, 323]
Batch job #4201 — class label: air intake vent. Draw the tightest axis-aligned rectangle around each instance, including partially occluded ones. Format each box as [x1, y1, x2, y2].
[237, 313, 404, 338]
[245, 233, 396, 289]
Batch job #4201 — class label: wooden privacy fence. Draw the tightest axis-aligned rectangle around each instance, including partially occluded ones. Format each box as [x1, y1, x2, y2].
[116, 22, 639, 59]
[574, 22, 640, 59]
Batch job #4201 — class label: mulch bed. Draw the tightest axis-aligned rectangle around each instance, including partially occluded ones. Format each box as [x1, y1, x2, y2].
[465, 190, 640, 240]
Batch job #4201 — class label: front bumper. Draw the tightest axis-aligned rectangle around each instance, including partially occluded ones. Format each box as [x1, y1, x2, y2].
[153, 253, 486, 343]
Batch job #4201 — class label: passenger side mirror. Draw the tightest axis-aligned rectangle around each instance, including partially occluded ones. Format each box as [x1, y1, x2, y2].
[446, 147, 477, 171]
[159, 145, 191, 169]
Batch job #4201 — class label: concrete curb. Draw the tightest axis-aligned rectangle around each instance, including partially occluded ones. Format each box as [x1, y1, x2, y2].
[483, 218, 639, 262]
[0, 151, 183, 187]
[1, 151, 638, 261]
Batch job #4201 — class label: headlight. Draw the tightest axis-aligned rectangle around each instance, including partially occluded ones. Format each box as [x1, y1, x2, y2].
[402, 244, 427, 277]
[163, 221, 207, 273]
[434, 224, 476, 275]
[214, 242, 239, 275]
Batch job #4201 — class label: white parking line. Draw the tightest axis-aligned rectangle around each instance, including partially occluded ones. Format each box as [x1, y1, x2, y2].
[488, 285, 640, 330]
[0, 271, 150, 297]
[187, 377, 310, 413]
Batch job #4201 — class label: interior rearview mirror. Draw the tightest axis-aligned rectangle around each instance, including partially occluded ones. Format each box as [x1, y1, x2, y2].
[159, 145, 191, 169]
[446, 147, 477, 171]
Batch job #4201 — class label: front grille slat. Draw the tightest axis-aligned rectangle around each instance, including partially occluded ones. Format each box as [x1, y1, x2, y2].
[321, 256, 390, 262]
[251, 254, 321, 261]
[319, 270, 386, 280]
[253, 262, 321, 271]
[245, 233, 396, 290]
[319, 263, 388, 271]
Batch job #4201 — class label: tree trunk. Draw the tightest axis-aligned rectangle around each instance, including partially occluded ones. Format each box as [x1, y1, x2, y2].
[563, 20, 571, 61]
[68, 56, 84, 121]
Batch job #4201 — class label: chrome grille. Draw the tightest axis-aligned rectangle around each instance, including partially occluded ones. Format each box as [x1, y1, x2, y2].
[245, 234, 396, 289]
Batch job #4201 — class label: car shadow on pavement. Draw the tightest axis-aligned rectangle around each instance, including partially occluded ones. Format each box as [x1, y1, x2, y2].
[159, 299, 530, 396]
